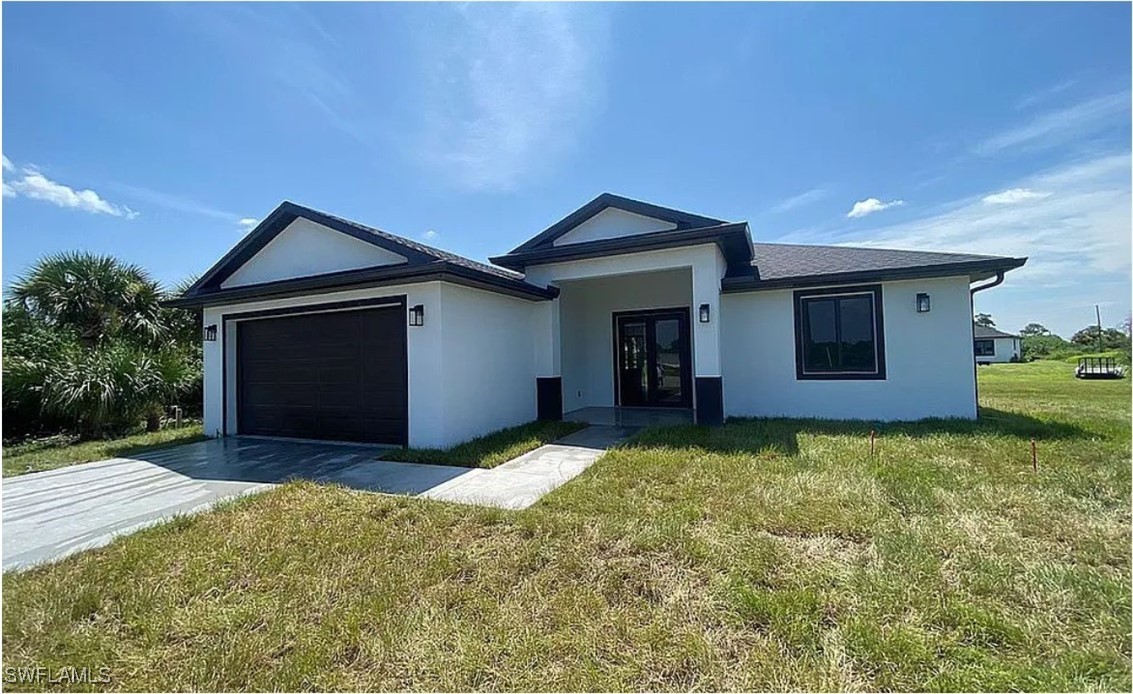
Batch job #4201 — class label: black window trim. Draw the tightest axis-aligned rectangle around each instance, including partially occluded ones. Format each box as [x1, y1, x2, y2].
[793, 284, 887, 381]
[974, 339, 996, 356]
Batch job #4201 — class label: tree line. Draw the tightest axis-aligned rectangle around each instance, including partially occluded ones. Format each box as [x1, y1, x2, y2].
[3, 252, 201, 442]
[974, 312, 1133, 362]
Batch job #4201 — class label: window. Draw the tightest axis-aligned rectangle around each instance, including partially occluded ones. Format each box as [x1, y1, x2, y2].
[974, 339, 995, 356]
[794, 285, 886, 380]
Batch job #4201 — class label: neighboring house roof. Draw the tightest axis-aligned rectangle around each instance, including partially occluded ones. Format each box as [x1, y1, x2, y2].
[974, 325, 1020, 339]
[721, 242, 1026, 291]
[167, 202, 558, 308]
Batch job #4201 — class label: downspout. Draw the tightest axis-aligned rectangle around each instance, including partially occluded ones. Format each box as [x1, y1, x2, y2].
[969, 271, 1006, 415]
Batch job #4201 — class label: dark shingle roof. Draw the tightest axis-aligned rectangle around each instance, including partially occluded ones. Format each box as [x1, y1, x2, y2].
[715, 241, 1026, 291]
[751, 242, 1016, 280]
[974, 325, 1019, 339]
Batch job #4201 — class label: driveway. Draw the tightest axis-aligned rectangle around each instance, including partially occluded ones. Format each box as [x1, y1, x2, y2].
[2, 426, 634, 572]
[1, 438, 452, 572]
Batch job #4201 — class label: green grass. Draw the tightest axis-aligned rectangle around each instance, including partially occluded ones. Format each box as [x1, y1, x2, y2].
[380, 419, 586, 468]
[1060, 350, 1129, 364]
[3, 361, 1129, 691]
[2, 425, 206, 478]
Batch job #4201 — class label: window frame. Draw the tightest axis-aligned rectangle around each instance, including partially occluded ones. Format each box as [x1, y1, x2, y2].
[974, 339, 996, 356]
[793, 284, 887, 380]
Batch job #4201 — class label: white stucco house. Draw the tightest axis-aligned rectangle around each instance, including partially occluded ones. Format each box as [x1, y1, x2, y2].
[973, 325, 1023, 364]
[169, 194, 1026, 448]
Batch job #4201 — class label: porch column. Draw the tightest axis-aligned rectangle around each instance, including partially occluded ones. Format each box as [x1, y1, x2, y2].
[691, 251, 725, 425]
[534, 297, 563, 420]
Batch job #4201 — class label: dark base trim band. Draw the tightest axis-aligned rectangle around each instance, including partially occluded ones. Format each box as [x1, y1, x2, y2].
[695, 377, 724, 426]
[536, 377, 563, 421]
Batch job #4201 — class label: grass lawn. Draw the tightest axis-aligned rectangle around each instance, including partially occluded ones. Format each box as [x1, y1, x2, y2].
[2, 361, 1129, 691]
[380, 419, 586, 467]
[2, 425, 206, 478]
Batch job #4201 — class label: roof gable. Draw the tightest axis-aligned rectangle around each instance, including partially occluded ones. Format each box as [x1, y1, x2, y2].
[507, 193, 728, 254]
[174, 202, 554, 305]
[221, 217, 408, 289]
[553, 207, 678, 246]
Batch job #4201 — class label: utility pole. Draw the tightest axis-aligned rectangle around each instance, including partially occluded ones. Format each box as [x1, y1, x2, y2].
[1096, 304, 1104, 352]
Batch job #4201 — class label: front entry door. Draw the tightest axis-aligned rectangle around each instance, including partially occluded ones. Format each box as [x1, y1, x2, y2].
[615, 309, 692, 408]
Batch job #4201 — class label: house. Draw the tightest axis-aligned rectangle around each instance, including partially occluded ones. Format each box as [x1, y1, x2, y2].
[169, 194, 1026, 448]
[974, 325, 1022, 364]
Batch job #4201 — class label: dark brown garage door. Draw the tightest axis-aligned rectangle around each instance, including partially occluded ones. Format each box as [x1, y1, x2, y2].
[236, 306, 407, 444]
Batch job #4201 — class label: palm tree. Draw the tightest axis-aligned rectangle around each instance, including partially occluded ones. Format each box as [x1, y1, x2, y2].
[6, 251, 166, 349]
[4, 253, 202, 438]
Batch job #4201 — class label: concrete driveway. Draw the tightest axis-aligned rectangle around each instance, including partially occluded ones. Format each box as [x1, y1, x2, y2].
[2, 426, 634, 572]
[1, 437, 463, 572]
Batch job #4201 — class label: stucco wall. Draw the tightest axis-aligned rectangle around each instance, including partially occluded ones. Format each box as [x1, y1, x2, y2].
[721, 275, 978, 420]
[558, 268, 692, 412]
[221, 218, 407, 288]
[436, 284, 539, 447]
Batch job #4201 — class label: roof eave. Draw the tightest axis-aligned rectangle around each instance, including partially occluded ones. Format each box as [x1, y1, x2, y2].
[491, 222, 754, 271]
[165, 262, 557, 309]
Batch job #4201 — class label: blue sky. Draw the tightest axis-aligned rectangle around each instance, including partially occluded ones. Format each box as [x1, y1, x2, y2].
[3, 2, 1130, 337]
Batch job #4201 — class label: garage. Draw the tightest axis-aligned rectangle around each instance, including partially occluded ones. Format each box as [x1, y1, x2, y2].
[235, 304, 408, 444]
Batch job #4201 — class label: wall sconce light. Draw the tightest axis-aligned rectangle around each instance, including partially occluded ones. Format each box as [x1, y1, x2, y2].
[203, 324, 218, 342]
[699, 303, 711, 323]
[916, 293, 931, 313]
[409, 304, 425, 327]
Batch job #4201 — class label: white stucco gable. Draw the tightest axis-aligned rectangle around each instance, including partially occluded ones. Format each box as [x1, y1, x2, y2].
[552, 208, 678, 246]
[221, 217, 408, 288]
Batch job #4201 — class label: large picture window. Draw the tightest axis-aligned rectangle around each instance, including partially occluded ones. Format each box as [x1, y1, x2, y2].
[974, 339, 995, 356]
[794, 285, 886, 380]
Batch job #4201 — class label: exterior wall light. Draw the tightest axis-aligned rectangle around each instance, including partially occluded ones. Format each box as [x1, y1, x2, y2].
[203, 324, 218, 342]
[916, 293, 931, 313]
[699, 303, 711, 323]
[409, 304, 425, 326]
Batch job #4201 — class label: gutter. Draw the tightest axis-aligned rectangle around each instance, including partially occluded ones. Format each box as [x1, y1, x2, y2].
[968, 270, 1006, 417]
[969, 270, 1006, 296]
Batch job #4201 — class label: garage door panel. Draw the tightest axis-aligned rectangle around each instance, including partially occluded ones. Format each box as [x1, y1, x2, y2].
[236, 305, 407, 444]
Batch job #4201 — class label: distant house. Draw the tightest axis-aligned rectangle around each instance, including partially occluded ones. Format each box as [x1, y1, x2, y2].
[974, 325, 1021, 364]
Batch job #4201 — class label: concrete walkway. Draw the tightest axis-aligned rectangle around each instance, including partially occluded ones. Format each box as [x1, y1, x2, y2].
[2, 426, 635, 572]
[422, 425, 635, 509]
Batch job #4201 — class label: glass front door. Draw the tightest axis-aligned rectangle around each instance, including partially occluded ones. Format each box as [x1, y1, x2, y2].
[615, 310, 692, 408]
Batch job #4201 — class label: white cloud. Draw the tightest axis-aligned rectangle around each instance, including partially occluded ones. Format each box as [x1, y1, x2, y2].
[981, 188, 1051, 205]
[976, 91, 1130, 155]
[238, 217, 259, 231]
[833, 153, 1131, 286]
[421, 229, 438, 241]
[846, 197, 905, 219]
[4, 167, 136, 218]
[417, 4, 609, 191]
[2, 155, 13, 172]
[770, 187, 829, 214]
